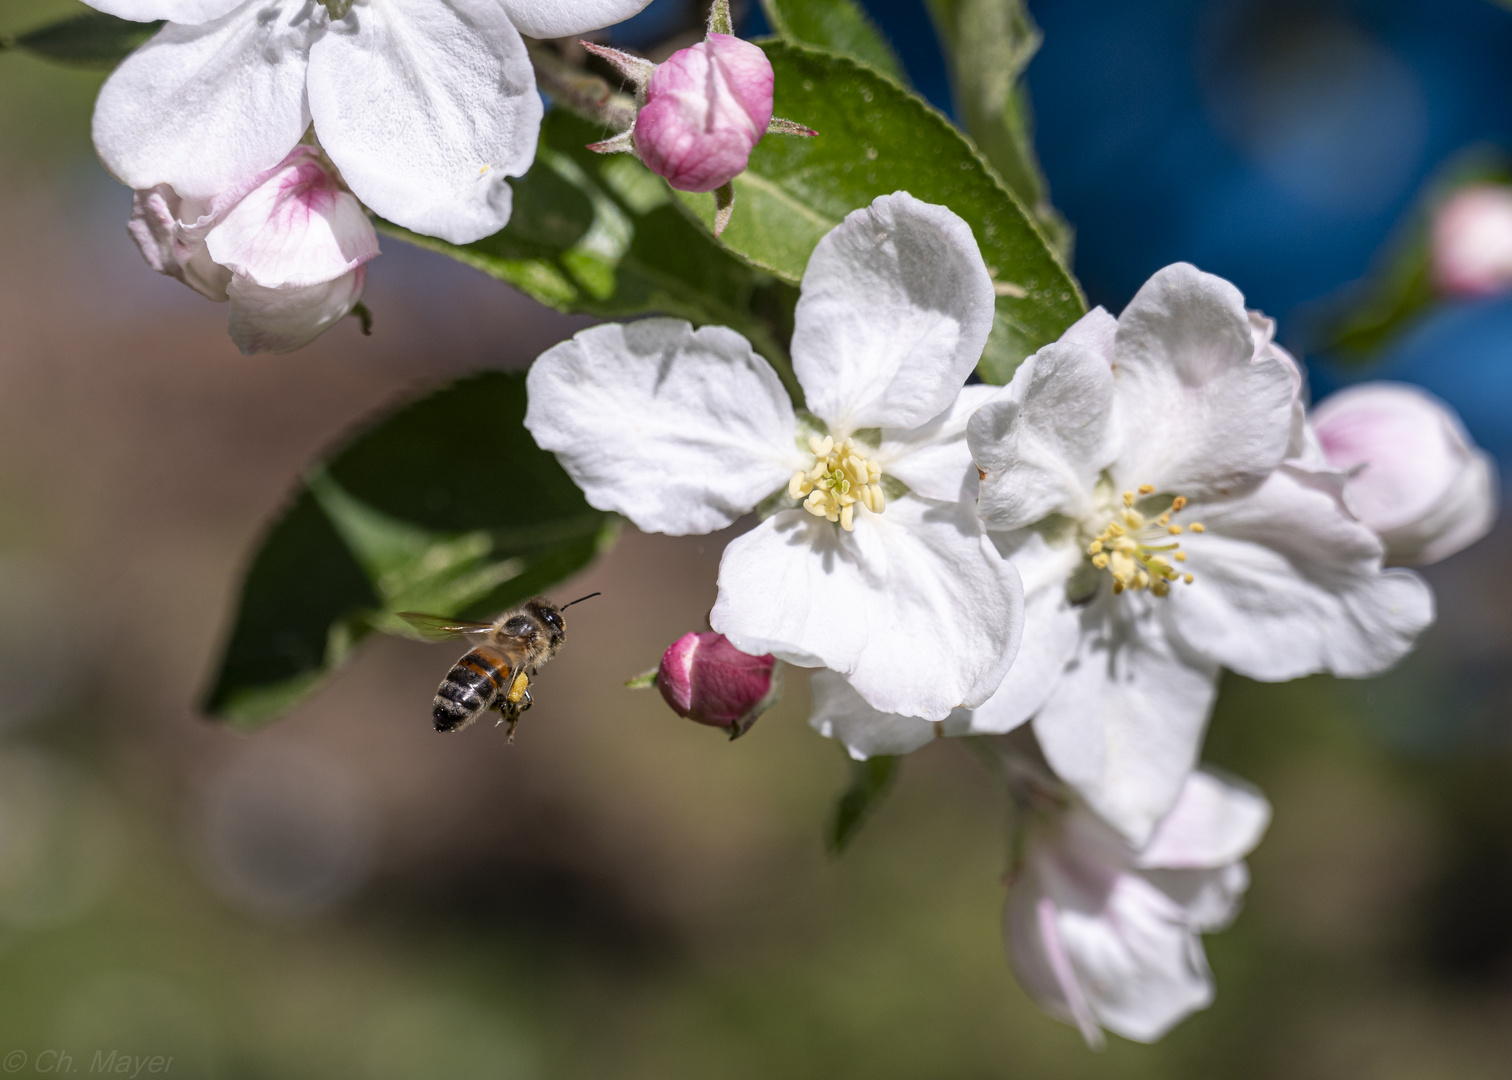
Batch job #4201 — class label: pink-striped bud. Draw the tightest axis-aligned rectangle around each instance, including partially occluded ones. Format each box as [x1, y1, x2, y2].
[657, 632, 779, 738]
[633, 35, 774, 193]
[1431, 185, 1512, 298]
[128, 146, 379, 355]
[1312, 382, 1497, 566]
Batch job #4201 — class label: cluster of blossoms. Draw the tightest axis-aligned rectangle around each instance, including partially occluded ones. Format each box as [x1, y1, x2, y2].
[85, 0, 801, 350]
[527, 192, 1497, 1043]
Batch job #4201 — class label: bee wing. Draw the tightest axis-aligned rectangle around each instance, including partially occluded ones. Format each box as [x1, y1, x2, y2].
[395, 612, 498, 641]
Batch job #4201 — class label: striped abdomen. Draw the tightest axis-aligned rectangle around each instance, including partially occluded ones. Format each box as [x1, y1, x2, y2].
[433, 646, 511, 733]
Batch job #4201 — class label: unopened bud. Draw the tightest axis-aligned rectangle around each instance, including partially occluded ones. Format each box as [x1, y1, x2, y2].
[1432, 185, 1512, 298]
[655, 632, 779, 739]
[633, 35, 774, 193]
[1312, 382, 1497, 566]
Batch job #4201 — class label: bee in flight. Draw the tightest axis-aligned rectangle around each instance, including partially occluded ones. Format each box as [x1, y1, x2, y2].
[398, 593, 599, 740]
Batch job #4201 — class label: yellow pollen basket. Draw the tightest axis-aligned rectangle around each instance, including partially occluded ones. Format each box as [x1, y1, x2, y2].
[788, 435, 885, 532]
[1087, 489, 1201, 597]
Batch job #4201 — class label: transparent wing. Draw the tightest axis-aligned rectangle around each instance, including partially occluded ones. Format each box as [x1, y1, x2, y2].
[396, 612, 497, 642]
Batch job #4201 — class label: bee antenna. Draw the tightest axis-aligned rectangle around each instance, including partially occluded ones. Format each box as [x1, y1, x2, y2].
[561, 592, 602, 610]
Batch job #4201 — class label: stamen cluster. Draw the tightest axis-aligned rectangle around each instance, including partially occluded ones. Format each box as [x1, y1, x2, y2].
[789, 435, 885, 531]
[1087, 486, 1202, 596]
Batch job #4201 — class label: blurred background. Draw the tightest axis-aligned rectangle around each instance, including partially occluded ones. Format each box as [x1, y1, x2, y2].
[3, 0, 1512, 1075]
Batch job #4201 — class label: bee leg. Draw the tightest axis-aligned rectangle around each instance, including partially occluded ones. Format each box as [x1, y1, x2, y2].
[505, 714, 521, 743]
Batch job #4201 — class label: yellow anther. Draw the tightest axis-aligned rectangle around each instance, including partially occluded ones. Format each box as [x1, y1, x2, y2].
[1184, 573, 1194, 584]
[1084, 483, 1196, 597]
[796, 431, 886, 528]
[1190, 522, 1205, 533]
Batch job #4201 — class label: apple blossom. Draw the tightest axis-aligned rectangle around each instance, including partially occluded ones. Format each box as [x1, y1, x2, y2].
[633, 34, 776, 193]
[964, 264, 1433, 844]
[1311, 382, 1498, 566]
[655, 632, 779, 739]
[583, 0, 815, 234]
[1431, 184, 1512, 298]
[129, 146, 379, 354]
[87, 0, 654, 245]
[526, 192, 1022, 721]
[1000, 752, 1270, 1047]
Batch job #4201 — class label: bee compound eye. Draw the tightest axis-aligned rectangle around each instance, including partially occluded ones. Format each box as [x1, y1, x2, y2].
[543, 610, 564, 633]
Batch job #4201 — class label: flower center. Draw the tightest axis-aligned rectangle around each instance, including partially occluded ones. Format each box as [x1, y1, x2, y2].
[788, 435, 885, 532]
[1085, 485, 1202, 597]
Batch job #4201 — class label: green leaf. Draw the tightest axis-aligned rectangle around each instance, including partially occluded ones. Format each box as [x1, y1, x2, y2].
[923, 0, 1070, 258]
[203, 371, 617, 728]
[383, 109, 801, 397]
[675, 41, 1084, 384]
[3, 12, 161, 68]
[827, 754, 900, 855]
[759, 0, 906, 82]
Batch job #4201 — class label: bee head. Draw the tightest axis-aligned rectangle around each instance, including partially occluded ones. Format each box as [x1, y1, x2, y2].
[524, 598, 567, 648]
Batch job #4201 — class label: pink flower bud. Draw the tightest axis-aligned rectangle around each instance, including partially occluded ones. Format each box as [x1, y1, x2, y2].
[633, 34, 774, 193]
[1312, 382, 1498, 566]
[1431, 185, 1512, 298]
[127, 146, 379, 355]
[657, 632, 779, 738]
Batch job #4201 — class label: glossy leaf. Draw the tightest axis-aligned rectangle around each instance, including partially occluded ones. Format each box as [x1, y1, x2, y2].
[203, 372, 617, 727]
[924, 0, 1071, 257]
[675, 41, 1084, 384]
[827, 754, 900, 855]
[385, 110, 800, 392]
[759, 0, 905, 82]
[3, 12, 161, 68]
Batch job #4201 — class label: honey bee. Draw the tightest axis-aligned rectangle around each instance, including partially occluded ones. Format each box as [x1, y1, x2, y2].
[398, 593, 599, 740]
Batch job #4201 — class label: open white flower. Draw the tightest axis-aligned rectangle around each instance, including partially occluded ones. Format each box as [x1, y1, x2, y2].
[962, 264, 1433, 844]
[87, 0, 652, 244]
[1002, 755, 1270, 1047]
[526, 193, 1022, 720]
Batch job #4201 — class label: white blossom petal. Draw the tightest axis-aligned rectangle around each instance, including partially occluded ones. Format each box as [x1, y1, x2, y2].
[1005, 885, 1106, 1049]
[494, 0, 655, 40]
[1110, 263, 1295, 498]
[226, 266, 365, 355]
[971, 341, 1118, 531]
[790, 193, 996, 432]
[1048, 867, 1216, 1043]
[1061, 305, 1119, 361]
[84, 0, 245, 25]
[92, 2, 312, 199]
[877, 384, 999, 504]
[1141, 863, 1250, 934]
[308, 0, 541, 244]
[205, 149, 379, 288]
[1169, 465, 1435, 681]
[713, 498, 1023, 720]
[967, 530, 1082, 735]
[524, 320, 800, 536]
[1138, 768, 1271, 870]
[808, 669, 974, 759]
[1032, 594, 1220, 846]
[128, 185, 232, 301]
